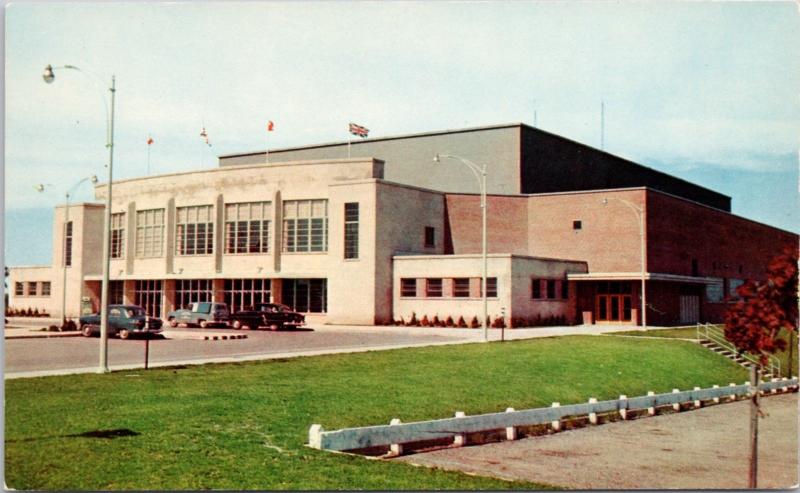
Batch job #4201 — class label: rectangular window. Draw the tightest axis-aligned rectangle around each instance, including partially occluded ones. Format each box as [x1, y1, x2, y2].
[64, 221, 73, 267]
[110, 280, 124, 305]
[110, 213, 125, 259]
[224, 202, 271, 254]
[424, 226, 435, 248]
[134, 280, 163, 318]
[176, 205, 214, 256]
[426, 278, 443, 297]
[223, 279, 272, 314]
[482, 277, 498, 298]
[561, 280, 569, 299]
[282, 200, 328, 253]
[532, 279, 542, 299]
[135, 209, 165, 258]
[26, 282, 38, 296]
[573, 220, 582, 230]
[175, 279, 214, 309]
[42, 282, 51, 297]
[15, 282, 23, 296]
[281, 279, 326, 313]
[453, 278, 470, 297]
[400, 278, 417, 297]
[344, 203, 359, 259]
[546, 280, 557, 299]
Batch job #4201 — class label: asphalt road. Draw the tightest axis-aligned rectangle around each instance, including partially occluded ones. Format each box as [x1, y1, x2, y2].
[4, 326, 466, 378]
[397, 393, 798, 489]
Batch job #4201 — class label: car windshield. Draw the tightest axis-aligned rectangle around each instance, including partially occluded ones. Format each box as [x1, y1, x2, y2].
[126, 308, 146, 317]
[196, 302, 212, 313]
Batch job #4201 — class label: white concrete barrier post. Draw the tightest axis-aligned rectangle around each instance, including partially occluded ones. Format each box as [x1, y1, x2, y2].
[551, 402, 561, 431]
[453, 411, 466, 447]
[505, 408, 517, 440]
[389, 418, 403, 456]
[729, 383, 737, 402]
[671, 389, 681, 411]
[309, 424, 323, 449]
[588, 398, 598, 425]
[693, 386, 701, 408]
[647, 391, 656, 416]
[771, 378, 778, 394]
[712, 385, 720, 404]
[619, 395, 628, 420]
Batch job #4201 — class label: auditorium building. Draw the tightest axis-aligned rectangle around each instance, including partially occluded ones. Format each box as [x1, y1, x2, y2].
[8, 123, 797, 327]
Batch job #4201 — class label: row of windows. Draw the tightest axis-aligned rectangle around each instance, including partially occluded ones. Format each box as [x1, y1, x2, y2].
[400, 278, 498, 298]
[14, 281, 51, 297]
[531, 279, 569, 300]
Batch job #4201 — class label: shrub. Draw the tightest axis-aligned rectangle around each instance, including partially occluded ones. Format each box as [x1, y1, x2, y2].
[33, 308, 40, 317]
[48, 325, 59, 332]
[61, 319, 77, 331]
[407, 312, 418, 327]
[445, 316, 455, 327]
[510, 317, 526, 328]
[431, 315, 441, 327]
[420, 315, 430, 327]
[469, 316, 480, 329]
[491, 316, 506, 328]
[396, 316, 405, 326]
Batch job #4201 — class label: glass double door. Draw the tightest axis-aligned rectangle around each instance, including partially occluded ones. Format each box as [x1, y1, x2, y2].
[596, 294, 632, 322]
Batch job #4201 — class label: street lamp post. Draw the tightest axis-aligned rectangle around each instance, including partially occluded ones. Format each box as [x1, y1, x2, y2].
[37, 176, 98, 327]
[43, 64, 116, 372]
[433, 154, 489, 342]
[602, 197, 647, 329]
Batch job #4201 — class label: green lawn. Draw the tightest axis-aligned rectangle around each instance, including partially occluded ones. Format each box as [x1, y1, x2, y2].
[5, 335, 748, 490]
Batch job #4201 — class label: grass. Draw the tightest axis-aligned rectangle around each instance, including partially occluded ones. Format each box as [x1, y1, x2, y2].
[5, 335, 748, 490]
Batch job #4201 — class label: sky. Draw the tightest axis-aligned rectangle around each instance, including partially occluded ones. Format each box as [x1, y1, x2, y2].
[4, 1, 799, 266]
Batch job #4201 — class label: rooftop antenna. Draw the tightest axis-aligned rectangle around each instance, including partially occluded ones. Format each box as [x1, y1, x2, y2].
[533, 99, 538, 128]
[600, 100, 605, 151]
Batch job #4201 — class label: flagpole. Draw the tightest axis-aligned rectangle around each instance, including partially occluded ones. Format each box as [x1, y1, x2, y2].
[146, 141, 151, 175]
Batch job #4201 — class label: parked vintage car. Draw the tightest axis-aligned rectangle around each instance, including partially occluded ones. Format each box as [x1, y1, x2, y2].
[229, 303, 305, 330]
[79, 304, 163, 339]
[166, 302, 230, 328]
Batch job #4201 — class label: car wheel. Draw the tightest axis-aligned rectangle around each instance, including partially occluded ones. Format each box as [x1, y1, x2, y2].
[81, 324, 93, 337]
[232, 320, 241, 330]
[168, 318, 178, 328]
[270, 324, 280, 331]
[199, 320, 209, 329]
[118, 329, 130, 340]
[241, 324, 251, 331]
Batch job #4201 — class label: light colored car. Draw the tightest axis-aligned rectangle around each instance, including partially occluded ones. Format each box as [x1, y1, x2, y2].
[166, 302, 230, 328]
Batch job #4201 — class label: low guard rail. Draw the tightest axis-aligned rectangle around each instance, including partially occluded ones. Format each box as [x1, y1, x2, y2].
[309, 378, 798, 452]
[696, 323, 781, 377]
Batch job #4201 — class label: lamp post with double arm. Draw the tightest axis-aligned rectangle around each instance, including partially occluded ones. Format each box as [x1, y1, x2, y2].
[602, 196, 646, 329]
[433, 154, 489, 342]
[43, 64, 116, 372]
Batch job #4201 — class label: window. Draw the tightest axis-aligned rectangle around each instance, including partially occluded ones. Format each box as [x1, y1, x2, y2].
[135, 209, 165, 257]
[401, 278, 417, 297]
[344, 203, 359, 259]
[176, 205, 214, 256]
[597, 281, 632, 294]
[64, 221, 73, 267]
[282, 200, 328, 253]
[573, 220, 582, 230]
[424, 226, 435, 248]
[532, 279, 542, 299]
[110, 280, 124, 305]
[561, 280, 569, 299]
[728, 278, 745, 299]
[27, 282, 38, 296]
[15, 282, 23, 296]
[110, 213, 125, 259]
[223, 279, 272, 313]
[453, 278, 470, 297]
[225, 202, 271, 254]
[42, 282, 51, 296]
[426, 278, 443, 297]
[281, 279, 326, 313]
[546, 280, 557, 299]
[479, 277, 498, 298]
[176, 279, 213, 309]
[134, 280, 162, 317]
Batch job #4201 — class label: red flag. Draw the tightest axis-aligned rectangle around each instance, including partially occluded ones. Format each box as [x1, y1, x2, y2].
[147, 136, 154, 145]
[267, 120, 274, 132]
[200, 127, 211, 147]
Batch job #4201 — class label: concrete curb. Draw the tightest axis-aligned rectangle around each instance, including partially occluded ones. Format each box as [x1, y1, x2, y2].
[5, 331, 82, 340]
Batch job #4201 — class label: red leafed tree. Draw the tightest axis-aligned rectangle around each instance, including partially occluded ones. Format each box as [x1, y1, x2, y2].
[724, 246, 798, 371]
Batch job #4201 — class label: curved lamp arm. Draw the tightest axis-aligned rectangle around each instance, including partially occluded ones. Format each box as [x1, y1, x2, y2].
[43, 64, 113, 148]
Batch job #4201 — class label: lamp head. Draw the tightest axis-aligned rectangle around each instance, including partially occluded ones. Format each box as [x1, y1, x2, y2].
[90, 175, 98, 184]
[42, 64, 55, 84]
[601, 198, 609, 206]
[433, 154, 440, 163]
[35, 184, 45, 193]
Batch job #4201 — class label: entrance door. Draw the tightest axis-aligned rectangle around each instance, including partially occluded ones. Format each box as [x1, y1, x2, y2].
[595, 295, 632, 322]
[680, 295, 699, 324]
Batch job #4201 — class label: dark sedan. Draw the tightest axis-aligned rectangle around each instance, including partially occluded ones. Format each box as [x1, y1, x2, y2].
[79, 304, 163, 339]
[230, 303, 305, 330]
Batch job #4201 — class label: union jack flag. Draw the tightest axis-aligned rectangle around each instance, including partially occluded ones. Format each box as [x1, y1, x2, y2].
[349, 122, 369, 138]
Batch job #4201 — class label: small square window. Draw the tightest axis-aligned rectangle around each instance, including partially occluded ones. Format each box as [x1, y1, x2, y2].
[400, 278, 417, 297]
[532, 279, 542, 299]
[561, 280, 569, 299]
[546, 280, 556, 299]
[424, 227, 435, 248]
[453, 278, 470, 297]
[426, 278, 442, 297]
[15, 282, 23, 296]
[483, 278, 498, 298]
[573, 220, 582, 230]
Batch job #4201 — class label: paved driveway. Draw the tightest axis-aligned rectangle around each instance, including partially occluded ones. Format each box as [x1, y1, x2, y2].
[396, 393, 798, 489]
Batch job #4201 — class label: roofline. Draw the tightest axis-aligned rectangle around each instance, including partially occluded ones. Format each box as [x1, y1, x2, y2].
[218, 122, 525, 159]
[392, 253, 588, 265]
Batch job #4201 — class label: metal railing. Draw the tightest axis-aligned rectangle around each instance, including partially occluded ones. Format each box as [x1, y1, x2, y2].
[696, 323, 781, 378]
